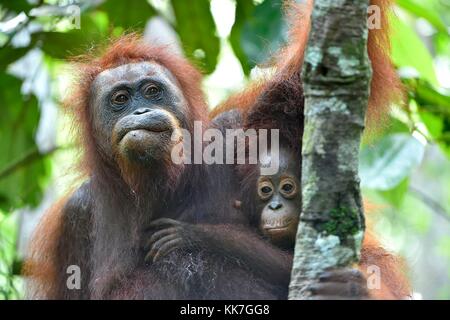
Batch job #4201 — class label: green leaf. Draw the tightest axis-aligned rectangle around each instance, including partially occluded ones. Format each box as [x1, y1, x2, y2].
[420, 111, 444, 139]
[171, 0, 220, 74]
[229, 0, 256, 75]
[0, 74, 51, 211]
[403, 78, 450, 158]
[98, 0, 156, 30]
[391, 14, 438, 85]
[32, 15, 107, 59]
[359, 133, 425, 190]
[396, 0, 448, 34]
[399, 193, 431, 234]
[238, 0, 287, 70]
[413, 80, 450, 114]
[378, 178, 409, 208]
[0, 46, 30, 71]
[435, 32, 450, 57]
[437, 236, 450, 259]
[0, 0, 32, 13]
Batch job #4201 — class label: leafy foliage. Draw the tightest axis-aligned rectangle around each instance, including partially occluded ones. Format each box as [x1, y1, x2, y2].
[32, 14, 108, 59]
[98, 0, 156, 30]
[0, 74, 50, 211]
[172, 0, 220, 73]
[230, 0, 286, 74]
[360, 133, 425, 190]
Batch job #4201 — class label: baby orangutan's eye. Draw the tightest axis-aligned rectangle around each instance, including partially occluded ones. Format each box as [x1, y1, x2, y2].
[258, 180, 274, 200]
[281, 183, 293, 193]
[279, 178, 298, 198]
[261, 186, 272, 194]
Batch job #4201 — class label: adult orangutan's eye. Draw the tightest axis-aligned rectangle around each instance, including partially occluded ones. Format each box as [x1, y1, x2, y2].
[143, 83, 162, 98]
[111, 90, 130, 105]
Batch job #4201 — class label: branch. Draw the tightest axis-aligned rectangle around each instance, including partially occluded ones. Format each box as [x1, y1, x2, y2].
[0, 146, 59, 180]
[409, 185, 450, 224]
[289, 0, 372, 299]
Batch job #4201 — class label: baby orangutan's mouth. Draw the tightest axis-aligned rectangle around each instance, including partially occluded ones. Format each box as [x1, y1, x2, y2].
[263, 226, 289, 233]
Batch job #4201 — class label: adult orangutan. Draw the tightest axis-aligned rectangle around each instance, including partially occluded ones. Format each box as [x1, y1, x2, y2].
[25, 0, 410, 299]
[23, 36, 295, 299]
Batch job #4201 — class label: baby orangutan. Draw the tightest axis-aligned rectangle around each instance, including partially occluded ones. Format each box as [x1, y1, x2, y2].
[144, 146, 373, 299]
[253, 148, 301, 249]
[144, 142, 411, 299]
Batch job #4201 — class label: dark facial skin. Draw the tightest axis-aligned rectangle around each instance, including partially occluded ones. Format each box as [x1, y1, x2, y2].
[90, 62, 188, 166]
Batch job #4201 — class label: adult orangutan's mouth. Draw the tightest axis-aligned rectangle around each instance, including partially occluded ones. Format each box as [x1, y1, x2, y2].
[118, 125, 171, 143]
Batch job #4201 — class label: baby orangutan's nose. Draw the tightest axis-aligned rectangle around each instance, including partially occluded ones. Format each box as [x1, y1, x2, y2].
[269, 201, 283, 210]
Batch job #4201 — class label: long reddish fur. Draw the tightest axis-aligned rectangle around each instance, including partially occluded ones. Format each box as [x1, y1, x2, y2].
[213, 0, 410, 299]
[24, 35, 208, 298]
[66, 34, 208, 178]
[210, 0, 404, 126]
[24, 1, 410, 299]
[23, 196, 66, 298]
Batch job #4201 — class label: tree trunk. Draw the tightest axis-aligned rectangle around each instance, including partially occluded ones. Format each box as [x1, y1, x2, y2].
[288, 0, 372, 299]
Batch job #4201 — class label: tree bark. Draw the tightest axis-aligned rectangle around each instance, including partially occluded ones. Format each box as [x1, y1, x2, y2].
[288, 0, 372, 299]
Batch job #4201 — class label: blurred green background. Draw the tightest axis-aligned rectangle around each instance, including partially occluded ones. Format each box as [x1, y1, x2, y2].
[0, 0, 449, 299]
